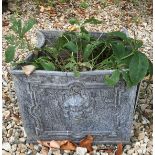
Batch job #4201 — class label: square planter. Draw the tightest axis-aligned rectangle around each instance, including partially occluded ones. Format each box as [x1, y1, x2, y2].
[11, 30, 140, 144]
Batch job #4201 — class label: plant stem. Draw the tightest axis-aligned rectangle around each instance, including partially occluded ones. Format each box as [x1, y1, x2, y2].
[90, 46, 107, 62]
[121, 52, 134, 60]
[63, 35, 69, 42]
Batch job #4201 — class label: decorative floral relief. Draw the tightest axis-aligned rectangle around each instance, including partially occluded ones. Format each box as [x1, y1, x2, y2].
[29, 81, 120, 138]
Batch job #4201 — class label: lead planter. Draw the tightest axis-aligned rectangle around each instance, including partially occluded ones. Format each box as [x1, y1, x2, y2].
[11, 31, 140, 144]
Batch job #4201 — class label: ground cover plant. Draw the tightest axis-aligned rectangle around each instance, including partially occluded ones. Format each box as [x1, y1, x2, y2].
[5, 16, 152, 87]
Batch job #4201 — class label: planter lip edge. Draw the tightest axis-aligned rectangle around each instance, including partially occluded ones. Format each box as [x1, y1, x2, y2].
[10, 69, 115, 76]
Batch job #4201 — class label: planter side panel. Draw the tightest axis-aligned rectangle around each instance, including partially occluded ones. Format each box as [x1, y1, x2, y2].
[12, 72, 137, 144]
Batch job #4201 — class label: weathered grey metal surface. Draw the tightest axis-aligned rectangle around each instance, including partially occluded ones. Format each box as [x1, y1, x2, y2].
[11, 30, 139, 144]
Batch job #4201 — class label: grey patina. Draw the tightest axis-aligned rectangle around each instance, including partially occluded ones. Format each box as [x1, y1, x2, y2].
[11, 30, 139, 144]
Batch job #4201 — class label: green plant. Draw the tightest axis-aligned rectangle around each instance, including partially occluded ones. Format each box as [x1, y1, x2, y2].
[80, 1, 89, 9]
[5, 16, 37, 63]
[5, 17, 152, 87]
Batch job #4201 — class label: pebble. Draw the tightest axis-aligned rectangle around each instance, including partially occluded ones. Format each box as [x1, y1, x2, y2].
[2, 150, 11, 155]
[125, 145, 131, 150]
[19, 137, 26, 143]
[34, 145, 42, 152]
[101, 153, 108, 155]
[6, 124, 12, 130]
[76, 147, 87, 155]
[18, 144, 27, 153]
[127, 149, 134, 154]
[2, 142, 11, 152]
[137, 149, 143, 154]
[138, 132, 145, 140]
[3, 110, 11, 119]
[11, 144, 17, 152]
[27, 150, 33, 155]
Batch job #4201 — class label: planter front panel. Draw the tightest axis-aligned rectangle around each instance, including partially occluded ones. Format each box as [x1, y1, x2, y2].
[12, 72, 137, 144]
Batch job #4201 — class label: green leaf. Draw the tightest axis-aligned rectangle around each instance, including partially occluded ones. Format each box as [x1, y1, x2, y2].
[10, 17, 22, 37]
[5, 35, 16, 45]
[112, 42, 131, 59]
[80, 2, 89, 9]
[5, 46, 16, 63]
[65, 62, 75, 69]
[135, 40, 143, 49]
[104, 70, 120, 86]
[120, 54, 133, 67]
[80, 33, 91, 41]
[69, 18, 79, 25]
[108, 31, 127, 40]
[122, 71, 134, 87]
[129, 52, 149, 84]
[84, 41, 103, 61]
[43, 47, 58, 59]
[73, 70, 80, 77]
[55, 35, 69, 50]
[22, 18, 36, 36]
[84, 44, 93, 61]
[84, 17, 102, 24]
[63, 41, 78, 53]
[37, 57, 55, 71]
[80, 26, 89, 34]
[40, 60, 55, 71]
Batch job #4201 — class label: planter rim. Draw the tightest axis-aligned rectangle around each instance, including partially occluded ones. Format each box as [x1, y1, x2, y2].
[10, 69, 115, 76]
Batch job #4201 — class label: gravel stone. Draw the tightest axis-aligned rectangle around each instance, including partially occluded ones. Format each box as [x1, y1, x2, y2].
[19, 137, 26, 143]
[138, 132, 145, 140]
[26, 150, 33, 155]
[2, 150, 12, 155]
[76, 147, 87, 155]
[11, 144, 17, 152]
[3, 110, 11, 119]
[34, 145, 42, 152]
[2, 142, 11, 152]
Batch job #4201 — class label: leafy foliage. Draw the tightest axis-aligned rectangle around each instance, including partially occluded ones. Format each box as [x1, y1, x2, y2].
[5, 46, 16, 63]
[5, 16, 152, 87]
[5, 15, 36, 63]
[105, 70, 120, 86]
[129, 52, 149, 84]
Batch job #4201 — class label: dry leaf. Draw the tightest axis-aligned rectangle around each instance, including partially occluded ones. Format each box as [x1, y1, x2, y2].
[3, 21, 9, 26]
[57, 140, 68, 146]
[76, 8, 86, 16]
[115, 144, 123, 155]
[40, 6, 45, 12]
[22, 65, 36, 76]
[53, 22, 63, 28]
[79, 135, 94, 152]
[37, 140, 50, 148]
[50, 140, 60, 149]
[67, 25, 78, 31]
[11, 114, 20, 123]
[46, 6, 51, 11]
[60, 140, 77, 151]
[41, 146, 49, 155]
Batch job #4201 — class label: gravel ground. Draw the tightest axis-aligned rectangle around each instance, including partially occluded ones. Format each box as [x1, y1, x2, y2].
[2, 1, 153, 155]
